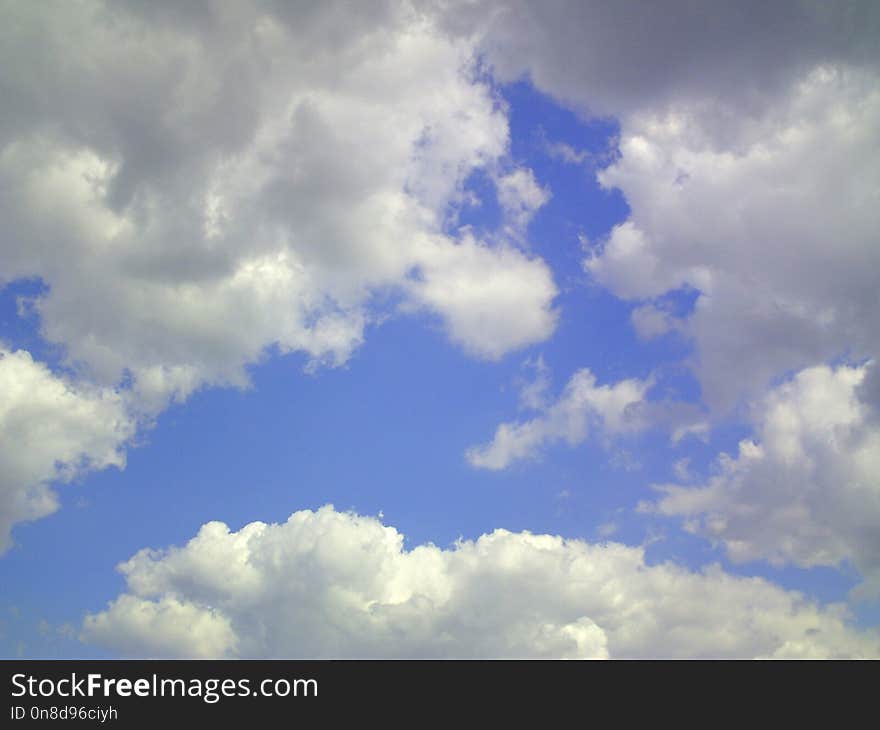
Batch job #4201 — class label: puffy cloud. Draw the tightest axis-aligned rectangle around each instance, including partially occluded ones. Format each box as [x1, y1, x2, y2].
[406, 234, 557, 360]
[83, 595, 236, 660]
[0, 348, 135, 552]
[644, 364, 880, 595]
[0, 0, 558, 412]
[452, 2, 880, 610]
[442, 5, 880, 600]
[82, 506, 880, 658]
[587, 67, 880, 407]
[427, 2, 880, 410]
[0, 0, 562, 539]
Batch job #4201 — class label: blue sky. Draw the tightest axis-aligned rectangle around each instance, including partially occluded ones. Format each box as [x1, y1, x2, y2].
[1, 1, 879, 658]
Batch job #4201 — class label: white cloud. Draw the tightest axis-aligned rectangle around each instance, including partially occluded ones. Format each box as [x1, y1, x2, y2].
[406, 234, 557, 360]
[449, 1, 880, 599]
[427, 2, 880, 412]
[494, 167, 550, 234]
[644, 364, 880, 595]
[82, 505, 880, 658]
[4, 0, 878, 644]
[454, 8, 880, 605]
[0, 348, 135, 552]
[0, 1, 558, 412]
[466, 369, 651, 470]
[0, 1, 563, 538]
[586, 67, 880, 407]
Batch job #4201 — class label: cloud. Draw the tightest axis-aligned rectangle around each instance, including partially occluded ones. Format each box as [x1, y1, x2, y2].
[543, 139, 590, 165]
[0, 1, 558, 412]
[494, 167, 550, 234]
[428, 2, 880, 411]
[444, 0, 880, 120]
[0, 1, 562, 539]
[0, 348, 135, 552]
[587, 67, 880, 407]
[466, 369, 652, 470]
[405, 234, 558, 361]
[467, 366, 707, 470]
[516, 355, 551, 411]
[630, 303, 682, 341]
[449, 6, 880, 601]
[644, 363, 880, 596]
[4, 1, 878, 653]
[82, 505, 880, 658]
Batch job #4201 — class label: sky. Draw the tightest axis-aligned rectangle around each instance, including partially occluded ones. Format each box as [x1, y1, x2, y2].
[1, 0, 879, 658]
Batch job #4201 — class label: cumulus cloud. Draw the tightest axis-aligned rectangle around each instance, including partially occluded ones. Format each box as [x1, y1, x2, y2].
[406, 234, 557, 361]
[0, 348, 135, 552]
[0, 1, 565, 538]
[428, 2, 880, 411]
[0, 0, 558, 411]
[82, 505, 880, 658]
[644, 364, 880, 595]
[5, 1, 879, 651]
[587, 67, 880, 407]
[438, 4, 880, 598]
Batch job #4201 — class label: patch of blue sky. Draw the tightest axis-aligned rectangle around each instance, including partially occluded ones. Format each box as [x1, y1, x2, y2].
[0, 279, 63, 370]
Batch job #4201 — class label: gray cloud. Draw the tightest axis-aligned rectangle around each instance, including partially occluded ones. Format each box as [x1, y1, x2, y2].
[0, 0, 558, 401]
[437, 0, 880, 122]
[0, 0, 563, 543]
[645, 364, 880, 597]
